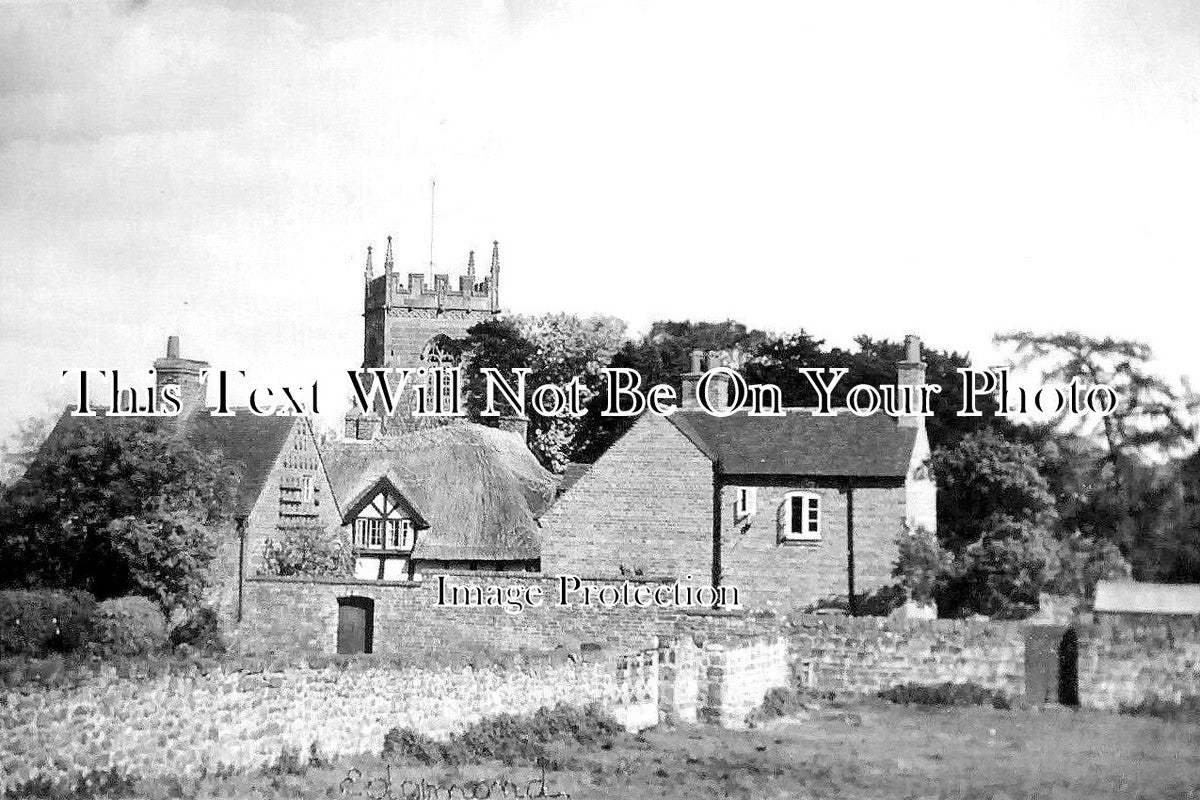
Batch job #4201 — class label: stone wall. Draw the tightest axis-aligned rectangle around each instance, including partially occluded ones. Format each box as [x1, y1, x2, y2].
[787, 614, 1027, 696]
[0, 657, 621, 793]
[1078, 615, 1200, 710]
[698, 636, 789, 728]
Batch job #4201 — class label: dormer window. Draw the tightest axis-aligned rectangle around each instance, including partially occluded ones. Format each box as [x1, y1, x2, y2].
[779, 491, 821, 543]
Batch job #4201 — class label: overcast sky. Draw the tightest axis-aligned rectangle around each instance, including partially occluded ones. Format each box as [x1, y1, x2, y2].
[1, 0, 1197, 439]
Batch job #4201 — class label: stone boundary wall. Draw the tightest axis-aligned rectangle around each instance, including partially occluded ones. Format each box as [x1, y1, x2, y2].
[0, 657, 628, 793]
[698, 636, 789, 728]
[786, 614, 1027, 696]
[1078, 615, 1200, 710]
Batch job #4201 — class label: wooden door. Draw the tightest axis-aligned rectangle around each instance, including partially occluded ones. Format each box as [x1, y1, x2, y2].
[1025, 624, 1068, 705]
[336, 598, 373, 654]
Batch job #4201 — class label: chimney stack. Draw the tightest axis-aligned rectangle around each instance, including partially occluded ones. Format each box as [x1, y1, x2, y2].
[154, 336, 209, 419]
[498, 415, 529, 443]
[896, 334, 927, 429]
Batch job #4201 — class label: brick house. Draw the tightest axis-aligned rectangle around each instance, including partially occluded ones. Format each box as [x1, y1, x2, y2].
[28, 337, 343, 628]
[539, 337, 937, 611]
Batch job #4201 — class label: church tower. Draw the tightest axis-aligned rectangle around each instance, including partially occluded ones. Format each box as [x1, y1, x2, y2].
[346, 237, 501, 439]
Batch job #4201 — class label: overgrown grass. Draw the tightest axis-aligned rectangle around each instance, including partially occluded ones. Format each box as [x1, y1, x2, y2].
[879, 681, 1013, 709]
[1120, 694, 1200, 723]
[382, 702, 623, 767]
[747, 686, 841, 723]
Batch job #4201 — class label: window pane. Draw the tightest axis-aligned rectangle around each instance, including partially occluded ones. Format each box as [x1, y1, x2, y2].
[386, 520, 399, 549]
[790, 497, 804, 533]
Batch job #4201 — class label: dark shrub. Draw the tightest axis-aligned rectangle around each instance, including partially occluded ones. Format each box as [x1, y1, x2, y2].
[0, 589, 95, 657]
[748, 686, 840, 722]
[384, 702, 623, 766]
[90, 596, 167, 658]
[879, 681, 1012, 709]
[1120, 695, 1200, 723]
[169, 606, 226, 654]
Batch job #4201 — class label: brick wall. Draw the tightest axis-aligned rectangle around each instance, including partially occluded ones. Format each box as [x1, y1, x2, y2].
[211, 419, 346, 629]
[787, 614, 1026, 695]
[1078, 615, 1200, 710]
[716, 481, 904, 610]
[235, 573, 679, 656]
[539, 414, 714, 581]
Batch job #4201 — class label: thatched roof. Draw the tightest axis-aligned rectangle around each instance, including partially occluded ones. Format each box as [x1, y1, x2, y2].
[322, 423, 558, 562]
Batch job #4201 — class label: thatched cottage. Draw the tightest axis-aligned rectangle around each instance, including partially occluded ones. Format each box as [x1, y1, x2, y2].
[322, 424, 557, 580]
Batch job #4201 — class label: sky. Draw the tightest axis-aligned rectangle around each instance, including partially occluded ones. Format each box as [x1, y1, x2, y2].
[1, 0, 1197, 440]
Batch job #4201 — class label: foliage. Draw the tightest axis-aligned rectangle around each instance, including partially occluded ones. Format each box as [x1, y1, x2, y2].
[745, 333, 1009, 449]
[879, 681, 1012, 709]
[1046, 529, 1132, 598]
[89, 596, 167, 658]
[168, 606, 226, 654]
[1, 766, 141, 799]
[928, 429, 1055, 552]
[805, 584, 908, 616]
[747, 686, 840, 723]
[382, 702, 623, 766]
[462, 314, 625, 472]
[261, 526, 352, 578]
[0, 589, 95, 658]
[1119, 694, 1200, 724]
[996, 331, 1198, 466]
[0, 416, 235, 616]
[894, 527, 953, 604]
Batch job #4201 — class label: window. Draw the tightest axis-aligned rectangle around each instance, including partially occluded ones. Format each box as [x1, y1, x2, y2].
[356, 518, 384, 548]
[300, 475, 313, 503]
[734, 487, 757, 520]
[779, 491, 821, 542]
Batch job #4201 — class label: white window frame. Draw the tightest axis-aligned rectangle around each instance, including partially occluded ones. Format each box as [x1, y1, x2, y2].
[734, 487, 757, 521]
[300, 475, 314, 503]
[779, 491, 821, 542]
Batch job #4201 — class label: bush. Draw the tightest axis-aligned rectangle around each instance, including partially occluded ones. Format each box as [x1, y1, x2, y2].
[747, 686, 840, 723]
[383, 702, 623, 766]
[879, 681, 1012, 709]
[261, 526, 352, 577]
[90, 596, 167, 658]
[169, 606, 226, 654]
[0, 589, 95, 657]
[1120, 695, 1200, 723]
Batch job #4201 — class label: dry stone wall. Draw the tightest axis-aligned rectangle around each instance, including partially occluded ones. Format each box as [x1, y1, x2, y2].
[1078, 615, 1200, 710]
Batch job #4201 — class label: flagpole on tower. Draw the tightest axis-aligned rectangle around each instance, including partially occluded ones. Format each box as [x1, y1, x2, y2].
[428, 177, 436, 283]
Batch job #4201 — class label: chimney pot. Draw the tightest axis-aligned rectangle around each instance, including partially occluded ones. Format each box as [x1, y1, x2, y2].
[690, 350, 704, 373]
[167, 335, 180, 359]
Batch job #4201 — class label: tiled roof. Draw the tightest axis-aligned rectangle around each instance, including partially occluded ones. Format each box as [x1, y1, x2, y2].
[668, 409, 918, 478]
[35, 409, 301, 518]
[186, 413, 303, 517]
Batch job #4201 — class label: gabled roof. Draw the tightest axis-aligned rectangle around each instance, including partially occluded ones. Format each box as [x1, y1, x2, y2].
[322, 423, 558, 562]
[338, 471, 430, 529]
[187, 413, 300, 517]
[668, 409, 918, 478]
[1094, 580, 1200, 616]
[31, 409, 302, 518]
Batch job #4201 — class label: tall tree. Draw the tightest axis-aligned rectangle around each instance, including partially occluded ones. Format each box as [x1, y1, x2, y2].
[0, 416, 236, 614]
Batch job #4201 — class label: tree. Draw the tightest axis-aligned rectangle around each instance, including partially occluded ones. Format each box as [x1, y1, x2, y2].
[461, 314, 626, 472]
[996, 331, 1198, 472]
[745, 334, 1008, 448]
[927, 429, 1055, 552]
[0, 416, 236, 615]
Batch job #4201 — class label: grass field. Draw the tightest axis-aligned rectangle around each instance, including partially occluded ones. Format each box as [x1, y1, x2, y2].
[186, 701, 1200, 800]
